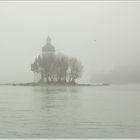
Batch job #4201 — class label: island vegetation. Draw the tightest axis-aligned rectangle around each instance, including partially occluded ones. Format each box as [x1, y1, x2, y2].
[31, 54, 83, 85]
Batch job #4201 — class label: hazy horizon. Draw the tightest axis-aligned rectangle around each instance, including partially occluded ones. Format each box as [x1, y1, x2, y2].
[0, 1, 140, 84]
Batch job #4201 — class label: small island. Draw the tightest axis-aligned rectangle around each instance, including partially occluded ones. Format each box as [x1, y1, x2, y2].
[30, 36, 83, 86]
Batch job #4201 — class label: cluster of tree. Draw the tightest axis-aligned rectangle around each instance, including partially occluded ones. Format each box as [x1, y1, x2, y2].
[31, 54, 83, 84]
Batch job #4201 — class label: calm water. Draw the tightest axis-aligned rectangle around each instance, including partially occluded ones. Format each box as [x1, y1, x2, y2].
[0, 84, 140, 138]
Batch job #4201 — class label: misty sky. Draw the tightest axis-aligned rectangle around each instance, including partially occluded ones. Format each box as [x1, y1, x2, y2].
[0, 1, 140, 84]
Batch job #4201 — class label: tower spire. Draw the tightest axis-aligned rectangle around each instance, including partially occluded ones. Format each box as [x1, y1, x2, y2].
[46, 35, 51, 44]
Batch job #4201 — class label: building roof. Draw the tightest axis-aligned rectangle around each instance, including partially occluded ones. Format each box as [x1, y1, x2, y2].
[42, 36, 55, 52]
[42, 44, 55, 52]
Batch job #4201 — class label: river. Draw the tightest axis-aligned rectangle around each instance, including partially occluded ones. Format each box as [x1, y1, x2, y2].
[0, 84, 140, 137]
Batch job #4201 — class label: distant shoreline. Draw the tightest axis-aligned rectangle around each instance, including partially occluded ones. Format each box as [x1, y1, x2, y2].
[0, 82, 110, 87]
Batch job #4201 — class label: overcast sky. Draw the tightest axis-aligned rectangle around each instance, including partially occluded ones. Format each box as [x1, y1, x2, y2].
[0, 1, 140, 84]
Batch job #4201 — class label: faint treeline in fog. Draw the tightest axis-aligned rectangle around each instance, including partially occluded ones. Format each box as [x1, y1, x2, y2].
[91, 64, 140, 84]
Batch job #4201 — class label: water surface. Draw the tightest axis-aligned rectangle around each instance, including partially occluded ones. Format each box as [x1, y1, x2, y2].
[0, 85, 140, 137]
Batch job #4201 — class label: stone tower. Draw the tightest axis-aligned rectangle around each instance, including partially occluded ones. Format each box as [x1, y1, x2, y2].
[42, 36, 55, 58]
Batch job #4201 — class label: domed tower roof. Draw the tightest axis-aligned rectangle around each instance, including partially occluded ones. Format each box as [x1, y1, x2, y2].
[46, 36, 51, 44]
[42, 36, 55, 52]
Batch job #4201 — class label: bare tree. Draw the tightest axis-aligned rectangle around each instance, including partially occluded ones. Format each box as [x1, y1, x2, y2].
[68, 57, 83, 84]
[55, 54, 69, 83]
[41, 55, 56, 83]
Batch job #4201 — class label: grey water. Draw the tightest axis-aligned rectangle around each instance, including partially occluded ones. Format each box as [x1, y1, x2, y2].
[0, 85, 140, 138]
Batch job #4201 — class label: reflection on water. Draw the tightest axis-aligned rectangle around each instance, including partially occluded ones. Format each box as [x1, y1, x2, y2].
[33, 86, 81, 94]
[0, 85, 140, 137]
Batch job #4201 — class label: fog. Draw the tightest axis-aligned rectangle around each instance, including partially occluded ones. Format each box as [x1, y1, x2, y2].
[0, 1, 140, 84]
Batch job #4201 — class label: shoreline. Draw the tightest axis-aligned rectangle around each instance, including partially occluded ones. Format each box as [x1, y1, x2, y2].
[0, 82, 110, 87]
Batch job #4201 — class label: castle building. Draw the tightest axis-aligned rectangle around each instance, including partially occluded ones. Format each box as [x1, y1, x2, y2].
[42, 36, 55, 57]
[31, 36, 55, 82]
